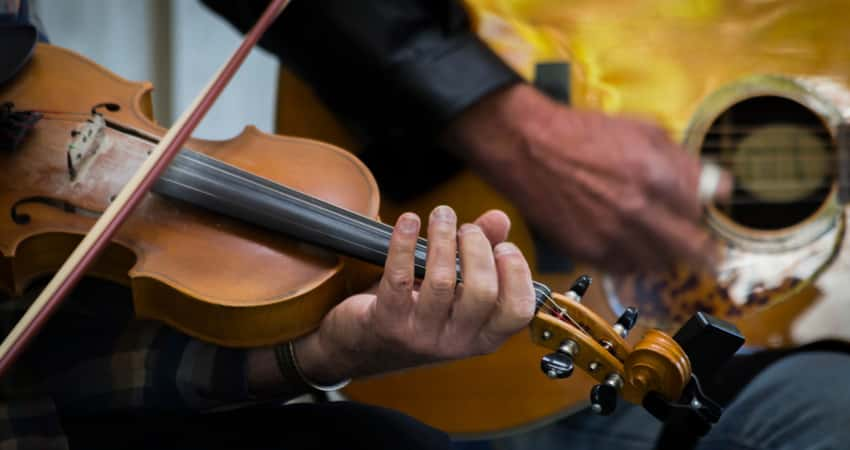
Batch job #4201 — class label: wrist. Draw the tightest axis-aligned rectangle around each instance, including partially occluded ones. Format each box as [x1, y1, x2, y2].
[292, 329, 355, 387]
[245, 329, 355, 399]
[285, 338, 351, 391]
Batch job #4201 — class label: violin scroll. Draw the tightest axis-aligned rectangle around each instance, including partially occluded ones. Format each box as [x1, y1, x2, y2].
[531, 275, 744, 431]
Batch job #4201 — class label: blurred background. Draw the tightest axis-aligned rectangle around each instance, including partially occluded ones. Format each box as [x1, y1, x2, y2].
[31, 0, 278, 140]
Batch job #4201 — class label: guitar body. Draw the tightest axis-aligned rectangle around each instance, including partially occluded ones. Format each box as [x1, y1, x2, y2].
[275, 0, 850, 436]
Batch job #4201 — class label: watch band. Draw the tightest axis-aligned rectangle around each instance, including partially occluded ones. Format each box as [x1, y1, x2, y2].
[274, 341, 351, 394]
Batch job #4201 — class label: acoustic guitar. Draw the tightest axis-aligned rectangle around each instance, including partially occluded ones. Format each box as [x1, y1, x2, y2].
[274, 2, 850, 437]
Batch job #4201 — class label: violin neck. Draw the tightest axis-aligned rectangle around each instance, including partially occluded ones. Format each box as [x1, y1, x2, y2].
[154, 150, 551, 305]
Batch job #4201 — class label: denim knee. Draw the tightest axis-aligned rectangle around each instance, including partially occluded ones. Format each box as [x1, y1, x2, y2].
[702, 351, 850, 450]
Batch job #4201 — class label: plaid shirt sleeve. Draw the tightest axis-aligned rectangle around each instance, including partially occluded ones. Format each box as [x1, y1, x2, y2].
[26, 279, 257, 413]
[1, 278, 266, 450]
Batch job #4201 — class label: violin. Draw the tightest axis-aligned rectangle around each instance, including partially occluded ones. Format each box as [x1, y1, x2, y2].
[1, 43, 741, 432]
[1, 43, 383, 347]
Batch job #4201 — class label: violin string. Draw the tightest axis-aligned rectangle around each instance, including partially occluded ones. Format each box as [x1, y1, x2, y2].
[538, 291, 591, 338]
[161, 157, 580, 329]
[161, 170, 435, 276]
[167, 153, 581, 306]
[159, 153, 430, 272]
[156, 149, 393, 240]
[114, 127, 608, 347]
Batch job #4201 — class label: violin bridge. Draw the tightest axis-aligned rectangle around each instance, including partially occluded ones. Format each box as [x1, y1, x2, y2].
[67, 114, 107, 181]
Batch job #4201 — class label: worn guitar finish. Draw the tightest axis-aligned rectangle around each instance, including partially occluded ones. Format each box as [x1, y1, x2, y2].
[275, 1, 850, 436]
[607, 75, 850, 348]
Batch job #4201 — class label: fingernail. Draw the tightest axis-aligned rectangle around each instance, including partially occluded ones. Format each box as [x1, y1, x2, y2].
[458, 223, 480, 235]
[432, 205, 455, 222]
[397, 213, 420, 233]
[494, 242, 519, 256]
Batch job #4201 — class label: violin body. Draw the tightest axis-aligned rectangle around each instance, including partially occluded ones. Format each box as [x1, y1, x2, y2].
[0, 44, 380, 347]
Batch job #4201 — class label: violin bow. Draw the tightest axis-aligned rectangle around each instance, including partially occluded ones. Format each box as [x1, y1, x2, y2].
[0, 0, 292, 376]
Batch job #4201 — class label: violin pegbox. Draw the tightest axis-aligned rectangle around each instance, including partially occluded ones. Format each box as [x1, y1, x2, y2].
[531, 276, 692, 415]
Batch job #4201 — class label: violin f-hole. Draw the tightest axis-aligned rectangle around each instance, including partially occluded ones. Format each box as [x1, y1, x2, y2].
[91, 102, 121, 114]
[11, 196, 103, 224]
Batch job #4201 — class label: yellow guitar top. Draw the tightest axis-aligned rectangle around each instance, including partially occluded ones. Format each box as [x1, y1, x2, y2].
[467, 0, 850, 137]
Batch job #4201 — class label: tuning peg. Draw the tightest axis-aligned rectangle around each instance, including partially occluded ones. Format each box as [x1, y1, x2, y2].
[590, 384, 617, 415]
[540, 339, 579, 379]
[565, 275, 592, 302]
[613, 307, 639, 338]
[590, 373, 624, 415]
[541, 351, 574, 379]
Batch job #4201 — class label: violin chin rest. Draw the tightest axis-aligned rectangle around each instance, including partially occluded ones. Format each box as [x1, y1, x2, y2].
[0, 24, 37, 86]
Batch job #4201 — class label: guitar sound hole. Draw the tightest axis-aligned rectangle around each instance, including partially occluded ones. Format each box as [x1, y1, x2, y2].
[701, 96, 835, 230]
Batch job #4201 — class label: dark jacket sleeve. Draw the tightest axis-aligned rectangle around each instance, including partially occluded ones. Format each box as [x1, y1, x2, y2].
[201, 0, 522, 198]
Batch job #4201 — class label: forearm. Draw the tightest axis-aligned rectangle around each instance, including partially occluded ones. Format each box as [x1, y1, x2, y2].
[441, 82, 567, 196]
